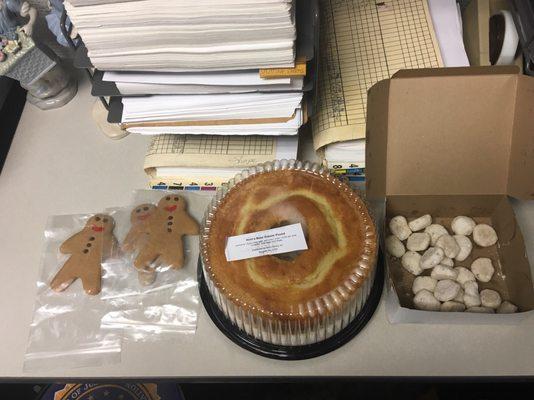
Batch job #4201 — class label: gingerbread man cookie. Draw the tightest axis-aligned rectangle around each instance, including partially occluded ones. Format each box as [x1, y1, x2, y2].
[121, 203, 157, 286]
[50, 214, 117, 295]
[121, 203, 156, 253]
[134, 195, 199, 271]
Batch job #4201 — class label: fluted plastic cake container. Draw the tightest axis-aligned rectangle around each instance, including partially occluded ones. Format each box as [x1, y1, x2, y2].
[199, 160, 380, 348]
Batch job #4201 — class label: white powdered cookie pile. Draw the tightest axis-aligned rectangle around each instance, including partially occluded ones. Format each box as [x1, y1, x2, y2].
[386, 214, 517, 314]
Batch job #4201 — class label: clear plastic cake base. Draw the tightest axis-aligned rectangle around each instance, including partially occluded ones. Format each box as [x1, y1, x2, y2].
[203, 261, 376, 346]
[198, 256, 383, 359]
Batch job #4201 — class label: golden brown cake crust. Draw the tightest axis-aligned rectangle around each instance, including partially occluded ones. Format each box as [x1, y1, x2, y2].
[204, 169, 377, 320]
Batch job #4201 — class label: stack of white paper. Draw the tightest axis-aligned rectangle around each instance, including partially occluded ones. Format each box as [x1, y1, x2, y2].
[65, 0, 296, 71]
[122, 92, 303, 136]
[103, 71, 304, 95]
[66, 0, 305, 187]
[324, 140, 365, 166]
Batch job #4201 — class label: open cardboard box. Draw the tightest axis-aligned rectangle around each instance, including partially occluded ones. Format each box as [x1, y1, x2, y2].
[366, 66, 534, 324]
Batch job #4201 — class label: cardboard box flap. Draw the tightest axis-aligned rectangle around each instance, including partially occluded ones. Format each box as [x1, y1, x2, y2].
[391, 65, 520, 79]
[508, 74, 534, 200]
[366, 67, 534, 199]
[366, 79, 390, 199]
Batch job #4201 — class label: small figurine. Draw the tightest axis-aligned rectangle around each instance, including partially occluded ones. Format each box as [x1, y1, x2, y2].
[0, 0, 77, 110]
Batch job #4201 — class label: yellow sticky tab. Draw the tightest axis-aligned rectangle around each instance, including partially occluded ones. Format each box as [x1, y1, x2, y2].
[260, 59, 307, 79]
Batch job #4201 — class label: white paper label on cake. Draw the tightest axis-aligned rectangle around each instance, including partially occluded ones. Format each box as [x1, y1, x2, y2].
[225, 223, 308, 262]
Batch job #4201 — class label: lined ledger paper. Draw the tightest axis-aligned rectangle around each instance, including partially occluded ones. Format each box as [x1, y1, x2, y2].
[144, 134, 298, 170]
[312, 0, 443, 150]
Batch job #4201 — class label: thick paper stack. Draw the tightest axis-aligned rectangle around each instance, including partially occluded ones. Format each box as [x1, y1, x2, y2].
[102, 71, 304, 96]
[121, 92, 303, 136]
[64, 0, 296, 71]
[65, 0, 307, 189]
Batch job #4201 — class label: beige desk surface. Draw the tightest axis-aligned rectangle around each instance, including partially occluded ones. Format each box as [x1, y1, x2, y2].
[1, 78, 534, 379]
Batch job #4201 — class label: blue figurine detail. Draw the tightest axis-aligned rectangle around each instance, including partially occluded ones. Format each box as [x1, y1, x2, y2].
[46, 0, 78, 47]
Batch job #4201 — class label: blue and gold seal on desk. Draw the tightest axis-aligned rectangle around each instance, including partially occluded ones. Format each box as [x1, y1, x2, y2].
[41, 383, 183, 400]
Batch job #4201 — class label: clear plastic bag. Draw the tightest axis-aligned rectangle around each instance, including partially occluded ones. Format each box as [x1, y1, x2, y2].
[100, 205, 196, 300]
[100, 283, 200, 341]
[101, 190, 214, 340]
[24, 214, 122, 372]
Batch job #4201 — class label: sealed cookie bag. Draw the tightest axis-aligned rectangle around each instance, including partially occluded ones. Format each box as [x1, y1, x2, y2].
[100, 190, 213, 340]
[24, 214, 121, 372]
